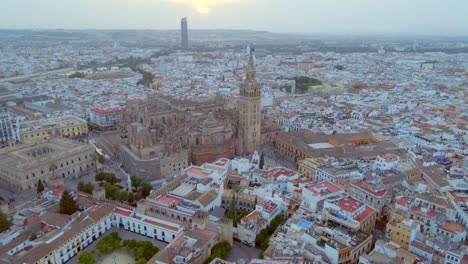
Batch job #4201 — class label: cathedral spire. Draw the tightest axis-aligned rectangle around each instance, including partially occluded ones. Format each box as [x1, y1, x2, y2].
[238, 43, 261, 155]
[246, 44, 256, 81]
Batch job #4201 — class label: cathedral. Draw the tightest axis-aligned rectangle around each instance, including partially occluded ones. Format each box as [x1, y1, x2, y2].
[120, 46, 279, 181]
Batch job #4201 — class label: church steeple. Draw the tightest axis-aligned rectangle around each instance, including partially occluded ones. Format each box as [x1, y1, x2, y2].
[238, 43, 262, 155]
[246, 44, 256, 81]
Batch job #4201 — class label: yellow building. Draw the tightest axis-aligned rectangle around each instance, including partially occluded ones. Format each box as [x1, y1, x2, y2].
[298, 158, 320, 180]
[0, 138, 96, 192]
[19, 116, 88, 143]
[385, 218, 419, 250]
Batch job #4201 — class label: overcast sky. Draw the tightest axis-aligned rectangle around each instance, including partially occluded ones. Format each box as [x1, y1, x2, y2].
[2, 0, 468, 35]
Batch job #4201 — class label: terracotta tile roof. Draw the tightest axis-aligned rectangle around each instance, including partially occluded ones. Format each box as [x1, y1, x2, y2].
[23, 214, 41, 226]
[0, 231, 31, 256]
[354, 205, 375, 222]
[442, 222, 465, 233]
[91, 107, 121, 115]
[40, 211, 70, 228]
[88, 203, 115, 221]
[197, 190, 218, 207]
[143, 219, 179, 231]
[306, 181, 342, 196]
[185, 166, 211, 178]
[265, 167, 297, 178]
[114, 207, 132, 217]
[396, 196, 411, 206]
[76, 195, 95, 208]
[353, 181, 387, 197]
[12, 243, 56, 264]
[51, 186, 66, 197]
[241, 210, 261, 223]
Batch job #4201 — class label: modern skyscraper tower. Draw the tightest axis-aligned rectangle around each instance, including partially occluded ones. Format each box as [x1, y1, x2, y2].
[181, 17, 189, 50]
[238, 44, 261, 155]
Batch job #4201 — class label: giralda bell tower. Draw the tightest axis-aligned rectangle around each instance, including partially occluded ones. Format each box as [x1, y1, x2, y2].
[238, 44, 261, 155]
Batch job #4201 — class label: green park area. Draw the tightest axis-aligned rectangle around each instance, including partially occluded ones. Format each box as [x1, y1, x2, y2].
[77, 172, 152, 205]
[279, 76, 322, 94]
[77, 232, 158, 264]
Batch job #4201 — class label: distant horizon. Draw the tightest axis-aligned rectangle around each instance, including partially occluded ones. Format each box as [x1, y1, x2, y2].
[1, 28, 468, 38]
[2, 1, 468, 37]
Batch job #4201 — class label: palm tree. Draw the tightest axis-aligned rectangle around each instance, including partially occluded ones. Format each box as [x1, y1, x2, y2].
[49, 163, 57, 180]
[98, 155, 107, 172]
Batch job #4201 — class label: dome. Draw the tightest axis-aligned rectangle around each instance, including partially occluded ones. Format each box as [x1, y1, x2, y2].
[203, 111, 221, 127]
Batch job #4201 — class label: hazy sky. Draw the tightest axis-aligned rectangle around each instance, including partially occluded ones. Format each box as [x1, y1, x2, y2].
[2, 0, 468, 35]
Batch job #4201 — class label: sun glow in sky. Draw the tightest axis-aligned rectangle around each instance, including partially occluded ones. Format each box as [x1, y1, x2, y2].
[170, 0, 239, 14]
[1, 0, 468, 35]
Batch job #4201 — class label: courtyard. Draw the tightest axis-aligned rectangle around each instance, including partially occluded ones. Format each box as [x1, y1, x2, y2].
[97, 250, 135, 264]
[67, 228, 168, 264]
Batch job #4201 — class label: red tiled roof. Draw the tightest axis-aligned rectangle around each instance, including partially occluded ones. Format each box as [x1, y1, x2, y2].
[242, 211, 261, 223]
[381, 154, 398, 162]
[442, 222, 465, 233]
[114, 208, 132, 217]
[266, 167, 297, 178]
[261, 200, 278, 213]
[24, 214, 41, 226]
[91, 107, 121, 115]
[427, 209, 437, 218]
[338, 197, 362, 213]
[185, 166, 211, 178]
[397, 196, 411, 206]
[143, 219, 179, 232]
[353, 181, 387, 197]
[214, 158, 229, 166]
[51, 186, 66, 197]
[306, 181, 342, 196]
[154, 194, 183, 205]
[354, 206, 375, 222]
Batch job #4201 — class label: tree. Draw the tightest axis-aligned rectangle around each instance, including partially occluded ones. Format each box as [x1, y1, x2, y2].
[69, 72, 86, 78]
[95, 172, 117, 182]
[0, 211, 13, 233]
[49, 163, 57, 179]
[103, 182, 120, 200]
[203, 241, 231, 264]
[78, 252, 95, 264]
[225, 193, 237, 223]
[131, 176, 142, 191]
[98, 155, 107, 166]
[59, 190, 78, 215]
[78, 181, 94, 194]
[255, 214, 285, 250]
[96, 232, 122, 253]
[37, 179, 44, 194]
[140, 181, 152, 198]
[127, 193, 135, 204]
[116, 190, 129, 202]
[255, 232, 265, 247]
[259, 152, 265, 169]
[123, 239, 159, 262]
[105, 174, 120, 185]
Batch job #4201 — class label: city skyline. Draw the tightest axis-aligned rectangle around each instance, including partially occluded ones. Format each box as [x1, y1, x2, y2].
[1, 0, 468, 36]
